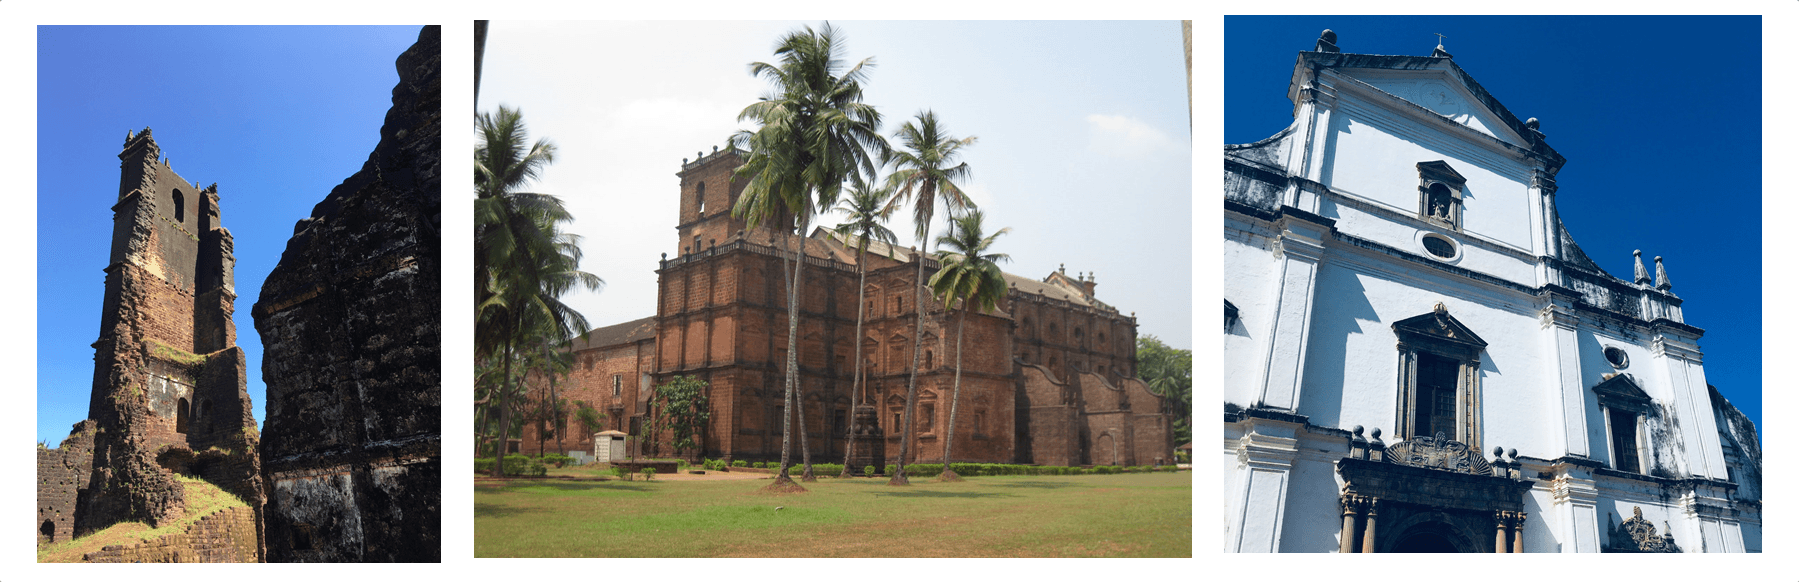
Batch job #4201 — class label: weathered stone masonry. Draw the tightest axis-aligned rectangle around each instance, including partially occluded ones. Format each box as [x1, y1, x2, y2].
[37, 126, 265, 560]
[252, 24, 440, 563]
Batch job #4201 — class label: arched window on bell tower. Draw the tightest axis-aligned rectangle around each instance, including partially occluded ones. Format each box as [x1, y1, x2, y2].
[695, 181, 706, 215]
[172, 189, 185, 223]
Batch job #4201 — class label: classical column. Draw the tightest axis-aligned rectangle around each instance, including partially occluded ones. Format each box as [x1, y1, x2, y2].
[1512, 511, 1527, 553]
[1338, 497, 1358, 554]
[1360, 498, 1379, 554]
[1495, 512, 1509, 553]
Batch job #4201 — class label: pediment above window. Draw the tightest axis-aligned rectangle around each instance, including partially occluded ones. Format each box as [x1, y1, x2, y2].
[1593, 373, 1652, 414]
[1392, 304, 1487, 355]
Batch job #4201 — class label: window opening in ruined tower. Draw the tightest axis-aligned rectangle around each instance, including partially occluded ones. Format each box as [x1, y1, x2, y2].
[199, 399, 211, 425]
[1412, 352, 1458, 438]
[40, 520, 54, 542]
[1609, 407, 1642, 473]
[172, 189, 185, 223]
[612, 374, 621, 397]
[176, 397, 191, 434]
[696, 182, 706, 214]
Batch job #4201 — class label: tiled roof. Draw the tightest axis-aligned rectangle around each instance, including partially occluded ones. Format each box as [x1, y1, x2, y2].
[568, 315, 656, 351]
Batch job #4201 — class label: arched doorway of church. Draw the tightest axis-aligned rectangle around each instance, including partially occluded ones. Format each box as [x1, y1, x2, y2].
[1096, 433, 1115, 465]
[1393, 532, 1459, 552]
[1387, 522, 1475, 553]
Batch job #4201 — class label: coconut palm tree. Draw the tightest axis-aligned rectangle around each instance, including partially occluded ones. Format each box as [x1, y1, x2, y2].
[832, 183, 899, 477]
[882, 111, 976, 485]
[476, 106, 602, 476]
[928, 209, 1010, 481]
[729, 22, 885, 488]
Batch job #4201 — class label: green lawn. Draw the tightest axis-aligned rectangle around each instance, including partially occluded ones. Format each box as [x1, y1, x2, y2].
[474, 471, 1191, 558]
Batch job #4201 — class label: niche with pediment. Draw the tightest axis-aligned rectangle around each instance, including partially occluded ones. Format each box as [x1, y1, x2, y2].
[1416, 161, 1467, 231]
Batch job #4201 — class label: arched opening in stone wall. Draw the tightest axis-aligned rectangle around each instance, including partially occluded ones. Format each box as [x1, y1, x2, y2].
[1394, 531, 1459, 553]
[40, 519, 54, 542]
[176, 397, 191, 434]
[172, 189, 186, 223]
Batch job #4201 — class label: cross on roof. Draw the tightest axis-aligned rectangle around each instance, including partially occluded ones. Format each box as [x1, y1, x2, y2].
[1434, 33, 1448, 49]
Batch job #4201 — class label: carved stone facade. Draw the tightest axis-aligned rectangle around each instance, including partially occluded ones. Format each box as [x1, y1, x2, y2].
[522, 148, 1175, 469]
[1223, 29, 1761, 553]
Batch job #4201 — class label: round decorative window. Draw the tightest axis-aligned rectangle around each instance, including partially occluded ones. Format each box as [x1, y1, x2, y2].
[1421, 234, 1457, 259]
[1603, 347, 1629, 369]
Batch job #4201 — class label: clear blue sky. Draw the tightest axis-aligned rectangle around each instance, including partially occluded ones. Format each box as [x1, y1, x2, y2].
[480, 21, 1193, 353]
[1225, 16, 1761, 438]
[36, 25, 423, 445]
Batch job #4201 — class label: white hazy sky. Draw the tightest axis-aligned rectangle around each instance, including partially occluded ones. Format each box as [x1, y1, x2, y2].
[479, 20, 1194, 349]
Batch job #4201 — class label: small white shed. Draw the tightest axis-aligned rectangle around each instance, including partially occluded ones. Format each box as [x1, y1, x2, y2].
[593, 431, 628, 464]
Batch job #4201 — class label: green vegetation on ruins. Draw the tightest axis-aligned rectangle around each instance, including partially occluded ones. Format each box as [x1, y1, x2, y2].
[474, 471, 1190, 557]
[38, 475, 250, 563]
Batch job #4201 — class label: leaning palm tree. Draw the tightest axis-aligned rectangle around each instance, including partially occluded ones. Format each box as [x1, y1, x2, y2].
[729, 22, 885, 489]
[832, 183, 899, 477]
[927, 209, 1010, 481]
[882, 111, 976, 485]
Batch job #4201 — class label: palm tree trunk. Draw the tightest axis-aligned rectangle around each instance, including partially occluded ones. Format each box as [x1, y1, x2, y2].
[551, 362, 563, 456]
[839, 254, 868, 478]
[774, 226, 801, 486]
[793, 228, 815, 481]
[939, 303, 966, 481]
[492, 330, 515, 477]
[890, 221, 930, 485]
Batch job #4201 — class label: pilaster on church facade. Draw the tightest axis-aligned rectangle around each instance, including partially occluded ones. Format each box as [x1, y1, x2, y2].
[1223, 28, 1760, 553]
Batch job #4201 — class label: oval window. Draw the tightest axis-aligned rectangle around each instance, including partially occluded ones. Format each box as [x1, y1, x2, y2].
[1604, 347, 1629, 369]
[1422, 234, 1456, 259]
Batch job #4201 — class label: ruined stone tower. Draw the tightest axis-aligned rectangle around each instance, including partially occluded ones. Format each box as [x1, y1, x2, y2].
[38, 127, 265, 555]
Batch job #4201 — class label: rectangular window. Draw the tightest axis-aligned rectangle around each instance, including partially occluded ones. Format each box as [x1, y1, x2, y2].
[832, 409, 847, 437]
[1609, 408, 1641, 473]
[1413, 352, 1459, 439]
[612, 374, 621, 397]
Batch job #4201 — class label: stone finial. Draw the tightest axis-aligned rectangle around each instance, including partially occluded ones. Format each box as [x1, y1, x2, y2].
[1315, 29, 1339, 53]
[697, 151, 703, 159]
[683, 158, 688, 164]
[1654, 256, 1672, 291]
[1353, 425, 1365, 439]
[1633, 250, 1650, 284]
[1525, 117, 1540, 130]
[1493, 446, 1504, 459]
[1059, 263, 1066, 274]
[1507, 448, 1518, 461]
[1369, 427, 1382, 443]
[660, 252, 667, 261]
[1433, 302, 1446, 314]
[713, 145, 719, 153]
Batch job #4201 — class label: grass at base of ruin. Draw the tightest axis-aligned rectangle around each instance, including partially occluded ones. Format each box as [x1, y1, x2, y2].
[37, 475, 249, 563]
[474, 470, 1191, 557]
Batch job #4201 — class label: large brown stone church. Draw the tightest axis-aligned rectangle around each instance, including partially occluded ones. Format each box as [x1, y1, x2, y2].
[521, 148, 1174, 468]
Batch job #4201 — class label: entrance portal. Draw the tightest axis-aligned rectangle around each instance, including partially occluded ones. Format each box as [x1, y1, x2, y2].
[1394, 531, 1459, 553]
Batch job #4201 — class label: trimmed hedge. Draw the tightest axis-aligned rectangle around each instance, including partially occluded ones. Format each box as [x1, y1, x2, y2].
[541, 454, 575, 468]
[474, 455, 548, 476]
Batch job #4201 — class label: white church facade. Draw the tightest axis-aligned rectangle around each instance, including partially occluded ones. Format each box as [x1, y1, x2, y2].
[1222, 30, 1762, 553]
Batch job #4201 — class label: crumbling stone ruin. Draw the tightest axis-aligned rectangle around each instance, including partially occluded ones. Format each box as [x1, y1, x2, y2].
[37, 126, 266, 562]
[251, 24, 440, 563]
